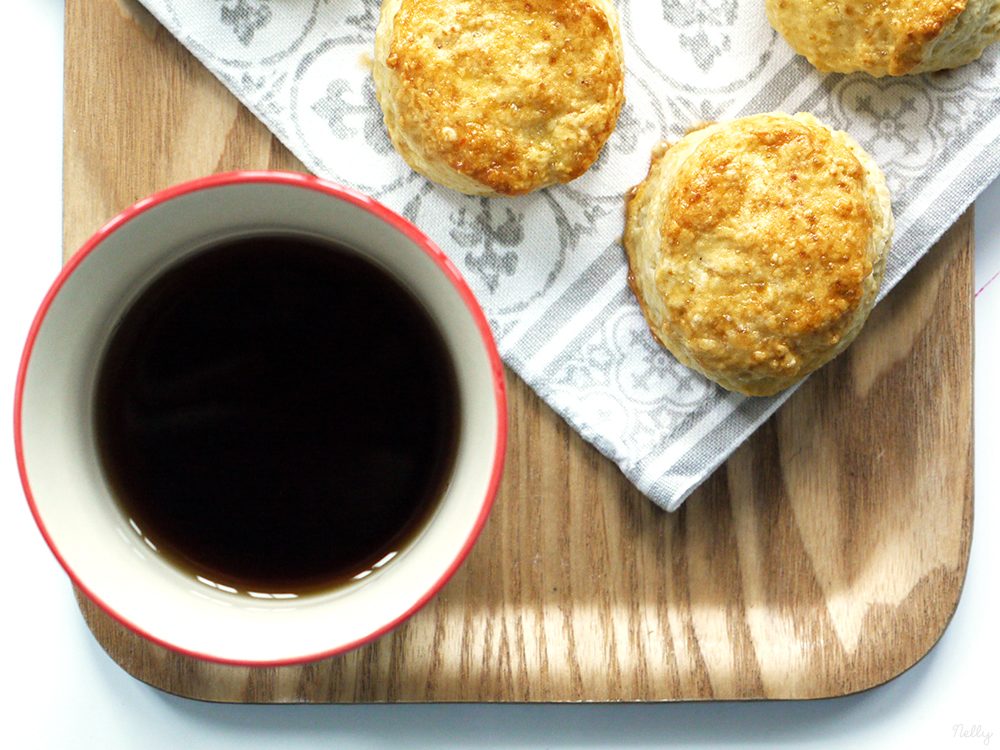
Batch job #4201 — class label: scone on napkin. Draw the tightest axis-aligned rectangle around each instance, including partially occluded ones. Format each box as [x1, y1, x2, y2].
[625, 112, 893, 396]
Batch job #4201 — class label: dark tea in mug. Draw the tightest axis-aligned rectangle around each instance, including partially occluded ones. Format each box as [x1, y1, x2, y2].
[94, 234, 460, 595]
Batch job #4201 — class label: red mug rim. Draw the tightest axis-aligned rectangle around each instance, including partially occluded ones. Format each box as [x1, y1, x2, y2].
[13, 170, 508, 667]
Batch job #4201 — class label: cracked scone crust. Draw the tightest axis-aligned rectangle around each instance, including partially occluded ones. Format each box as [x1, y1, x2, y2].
[766, 0, 1000, 76]
[624, 113, 893, 397]
[373, 0, 624, 196]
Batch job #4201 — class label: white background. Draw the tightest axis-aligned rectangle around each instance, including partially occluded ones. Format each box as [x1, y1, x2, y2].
[1, 3, 996, 747]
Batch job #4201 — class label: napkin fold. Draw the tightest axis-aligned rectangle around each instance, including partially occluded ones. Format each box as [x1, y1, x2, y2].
[137, 0, 1000, 510]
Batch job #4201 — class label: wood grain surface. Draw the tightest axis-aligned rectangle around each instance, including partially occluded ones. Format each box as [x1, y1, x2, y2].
[65, 0, 974, 702]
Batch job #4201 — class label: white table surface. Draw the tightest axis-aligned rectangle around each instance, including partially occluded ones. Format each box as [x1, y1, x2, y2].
[3, 3, 997, 748]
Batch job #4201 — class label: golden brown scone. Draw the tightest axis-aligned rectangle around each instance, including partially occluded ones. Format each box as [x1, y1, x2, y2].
[766, 0, 1000, 76]
[624, 113, 893, 397]
[373, 0, 625, 196]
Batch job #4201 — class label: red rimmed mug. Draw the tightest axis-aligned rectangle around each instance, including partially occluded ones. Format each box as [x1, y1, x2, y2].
[15, 171, 506, 666]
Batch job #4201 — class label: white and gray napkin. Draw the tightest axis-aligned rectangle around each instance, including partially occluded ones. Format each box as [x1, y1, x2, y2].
[136, 0, 1000, 510]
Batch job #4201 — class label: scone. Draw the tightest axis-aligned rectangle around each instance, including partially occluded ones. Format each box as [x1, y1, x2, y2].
[766, 0, 1000, 76]
[373, 0, 625, 196]
[624, 113, 893, 397]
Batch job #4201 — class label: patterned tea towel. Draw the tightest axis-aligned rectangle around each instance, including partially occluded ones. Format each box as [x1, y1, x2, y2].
[137, 0, 1000, 510]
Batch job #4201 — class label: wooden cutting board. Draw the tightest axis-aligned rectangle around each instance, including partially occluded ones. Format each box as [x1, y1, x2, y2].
[63, 0, 973, 702]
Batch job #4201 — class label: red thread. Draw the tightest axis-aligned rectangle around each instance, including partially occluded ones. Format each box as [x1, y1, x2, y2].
[976, 269, 1000, 298]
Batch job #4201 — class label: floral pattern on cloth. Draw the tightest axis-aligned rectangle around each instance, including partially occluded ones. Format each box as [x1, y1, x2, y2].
[141, 0, 1000, 509]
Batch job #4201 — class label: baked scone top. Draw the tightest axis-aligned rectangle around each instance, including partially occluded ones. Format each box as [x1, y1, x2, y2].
[625, 113, 892, 396]
[375, 0, 624, 195]
[766, 0, 1000, 76]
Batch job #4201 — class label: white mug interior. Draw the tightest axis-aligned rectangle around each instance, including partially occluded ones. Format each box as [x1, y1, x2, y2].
[17, 175, 505, 665]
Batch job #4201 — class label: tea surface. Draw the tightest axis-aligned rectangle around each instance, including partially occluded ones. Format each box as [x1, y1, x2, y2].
[95, 234, 459, 594]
